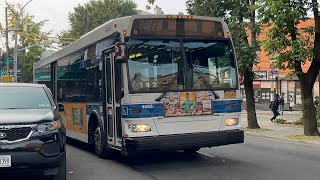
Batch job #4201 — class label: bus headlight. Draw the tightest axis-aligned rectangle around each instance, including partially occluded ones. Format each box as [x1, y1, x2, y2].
[225, 118, 239, 126]
[128, 124, 151, 132]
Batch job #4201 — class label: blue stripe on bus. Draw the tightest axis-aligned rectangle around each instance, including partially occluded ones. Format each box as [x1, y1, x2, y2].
[122, 103, 164, 118]
[212, 100, 242, 113]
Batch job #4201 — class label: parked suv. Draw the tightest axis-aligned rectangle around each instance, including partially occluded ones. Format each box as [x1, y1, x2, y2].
[0, 83, 66, 180]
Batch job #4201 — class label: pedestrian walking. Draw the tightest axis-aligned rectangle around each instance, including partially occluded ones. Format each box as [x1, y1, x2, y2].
[279, 93, 285, 116]
[288, 95, 294, 112]
[270, 94, 280, 122]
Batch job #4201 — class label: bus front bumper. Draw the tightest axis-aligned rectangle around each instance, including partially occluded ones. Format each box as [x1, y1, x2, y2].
[124, 129, 244, 154]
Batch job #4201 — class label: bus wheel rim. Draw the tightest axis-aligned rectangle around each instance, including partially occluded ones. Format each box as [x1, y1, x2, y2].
[94, 127, 102, 151]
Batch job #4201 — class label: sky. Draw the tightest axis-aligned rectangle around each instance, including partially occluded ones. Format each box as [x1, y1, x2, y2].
[0, 0, 187, 50]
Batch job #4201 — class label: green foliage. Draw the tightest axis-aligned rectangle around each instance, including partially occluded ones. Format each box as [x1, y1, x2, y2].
[186, 0, 260, 74]
[7, 3, 50, 82]
[295, 117, 320, 127]
[186, 0, 229, 18]
[61, 0, 137, 39]
[148, 0, 155, 5]
[259, 0, 320, 135]
[258, 0, 314, 72]
[274, 116, 287, 124]
[7, 4, 50, 47]
[186, 0, 261, 129]
[293, 118, 304, 125]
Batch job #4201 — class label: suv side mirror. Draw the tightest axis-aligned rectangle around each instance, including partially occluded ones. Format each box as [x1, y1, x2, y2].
[58, 104, 65, 112]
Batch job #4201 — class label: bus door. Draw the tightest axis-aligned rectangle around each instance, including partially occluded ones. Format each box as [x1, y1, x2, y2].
[103, 50, 123, 148]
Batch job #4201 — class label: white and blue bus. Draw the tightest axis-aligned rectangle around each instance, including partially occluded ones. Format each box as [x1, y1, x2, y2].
[33, 15, 244, 158]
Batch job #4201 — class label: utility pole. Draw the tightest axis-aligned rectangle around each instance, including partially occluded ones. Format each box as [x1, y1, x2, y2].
[13, 0, 33, 82]
[5, 7, 10, 74]
[13, 19, 19, 82]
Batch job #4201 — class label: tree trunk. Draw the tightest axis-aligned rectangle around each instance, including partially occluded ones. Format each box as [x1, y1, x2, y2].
[300, 79, 320, 136]
[244, 68, 260, 129]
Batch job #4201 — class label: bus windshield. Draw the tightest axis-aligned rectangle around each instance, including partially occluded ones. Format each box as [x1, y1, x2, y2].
[127, 39, 238, 93]
[127, 39, 185, 92]
[184, 40, 237, 90]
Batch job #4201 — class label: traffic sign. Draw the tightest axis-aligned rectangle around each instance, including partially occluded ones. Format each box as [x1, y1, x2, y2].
[3, 59, 13, 65]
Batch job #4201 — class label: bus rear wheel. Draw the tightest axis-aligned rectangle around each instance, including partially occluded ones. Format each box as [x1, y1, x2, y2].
[93, 126, 111, 158]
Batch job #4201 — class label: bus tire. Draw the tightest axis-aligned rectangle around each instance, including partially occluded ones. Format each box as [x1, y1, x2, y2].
[93, 125, 111, 158]
[184, 148, 201, 153]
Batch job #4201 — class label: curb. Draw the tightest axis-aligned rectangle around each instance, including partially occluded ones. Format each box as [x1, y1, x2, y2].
[273, 123, 304, 128]
[241, 111, 302, 114]
[245, 132, 320, 147]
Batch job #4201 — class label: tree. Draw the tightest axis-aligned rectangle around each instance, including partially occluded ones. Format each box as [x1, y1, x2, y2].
[187, 0, 261, 129]
[61, 0, 137, 39]
[148, 0, 155, 4]
[259, 0, 320, 136]
[7, 3, 50, 82]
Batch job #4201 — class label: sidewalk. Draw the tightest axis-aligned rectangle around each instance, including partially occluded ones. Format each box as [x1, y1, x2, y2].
[241, 113, 320, 146]
[241, 110, 302, 122]
[242, 109, 302, 114]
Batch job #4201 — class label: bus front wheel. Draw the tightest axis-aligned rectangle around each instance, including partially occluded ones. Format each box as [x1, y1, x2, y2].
[93, 126, 111, 158]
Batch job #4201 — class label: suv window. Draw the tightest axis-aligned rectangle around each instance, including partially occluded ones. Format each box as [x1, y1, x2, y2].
[0, 87, 52, 109]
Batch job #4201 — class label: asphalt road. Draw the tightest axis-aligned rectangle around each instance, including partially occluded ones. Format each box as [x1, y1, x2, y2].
[2, 136, 320, 180]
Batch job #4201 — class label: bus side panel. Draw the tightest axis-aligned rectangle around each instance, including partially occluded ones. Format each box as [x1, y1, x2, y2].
[62, 103, 89, 143]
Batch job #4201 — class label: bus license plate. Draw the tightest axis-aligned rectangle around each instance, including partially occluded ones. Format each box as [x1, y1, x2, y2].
[0, 155, 11, 167]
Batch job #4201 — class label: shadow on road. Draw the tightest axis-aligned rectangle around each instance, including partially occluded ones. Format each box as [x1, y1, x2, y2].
[66, 137, 249, 167]
[65, 139, 263, 180]
[66, 137, 92, 152]
[66, 137, 252, 172]
[0, 175, 50, 180]
[122, 150, 248, 167]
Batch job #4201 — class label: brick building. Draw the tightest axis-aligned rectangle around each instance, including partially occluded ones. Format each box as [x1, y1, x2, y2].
[242, 19, 318, 105]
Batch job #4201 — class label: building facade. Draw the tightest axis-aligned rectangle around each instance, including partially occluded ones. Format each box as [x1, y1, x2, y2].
[241, 19, 318, 105]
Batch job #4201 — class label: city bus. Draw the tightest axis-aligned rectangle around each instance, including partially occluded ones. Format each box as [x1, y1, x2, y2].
[33, 15, 244, 158]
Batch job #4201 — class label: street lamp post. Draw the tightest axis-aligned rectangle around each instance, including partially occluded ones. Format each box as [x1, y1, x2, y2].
[13, 0, 33, 82]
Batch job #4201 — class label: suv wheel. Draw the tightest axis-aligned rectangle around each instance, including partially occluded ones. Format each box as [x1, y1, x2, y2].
[51, 152, 66, 180]
[93, 126, 111, 158]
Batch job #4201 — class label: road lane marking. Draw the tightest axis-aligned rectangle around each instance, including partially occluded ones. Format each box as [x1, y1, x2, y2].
[197, 151, 216, 158]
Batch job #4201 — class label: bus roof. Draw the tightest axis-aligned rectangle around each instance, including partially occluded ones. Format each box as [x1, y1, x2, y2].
[34, 15, 227, 69]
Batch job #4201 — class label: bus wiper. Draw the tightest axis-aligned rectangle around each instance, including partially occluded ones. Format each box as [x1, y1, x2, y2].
[155, 69, 183, 102]
[192, 65, 220, 99]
